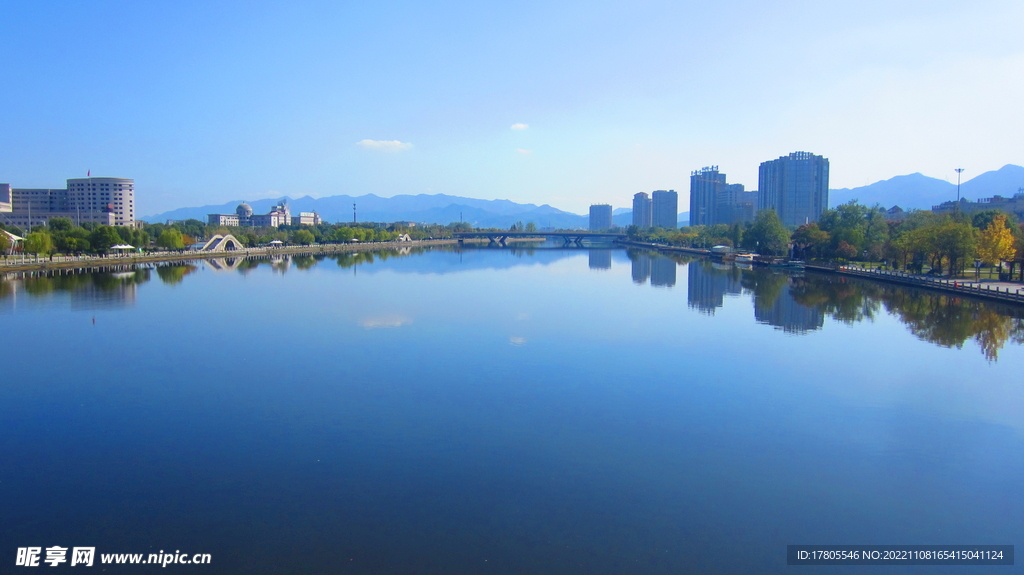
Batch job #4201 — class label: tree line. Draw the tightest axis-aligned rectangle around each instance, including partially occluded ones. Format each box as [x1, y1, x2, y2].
[0, 217, 479, 258]
[626, 202, 1023, 278]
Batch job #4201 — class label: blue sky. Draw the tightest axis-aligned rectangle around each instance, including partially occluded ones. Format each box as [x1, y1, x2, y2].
[1, 0, 1021, 216]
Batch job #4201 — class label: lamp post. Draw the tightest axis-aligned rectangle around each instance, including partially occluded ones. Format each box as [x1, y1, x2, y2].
[954, 168, 964, 207]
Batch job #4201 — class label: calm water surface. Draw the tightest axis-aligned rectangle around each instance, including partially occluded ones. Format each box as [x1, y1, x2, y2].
[2, 246, 1023, 574]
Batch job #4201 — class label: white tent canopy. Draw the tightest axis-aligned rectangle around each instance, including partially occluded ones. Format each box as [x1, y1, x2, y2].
[110, 244, 135, 250]
[1, 229, 23, 242]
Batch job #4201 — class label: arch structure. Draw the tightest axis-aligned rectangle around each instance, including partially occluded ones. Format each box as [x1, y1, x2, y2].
[200, 234, 245, 252]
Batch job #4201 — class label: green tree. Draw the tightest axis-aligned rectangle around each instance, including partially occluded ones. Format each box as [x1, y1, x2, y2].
[791, 223, 830, 259]
[156, 228, 185, 251]
[24, 231, 55, 259]
[743, 210, 790, 256]
[89, 226, 122, 254]
[48, 217, 73, 233]
[0, 231, 10, 257]
[525, 222, 537, 232]
[293, 229, 315, 245]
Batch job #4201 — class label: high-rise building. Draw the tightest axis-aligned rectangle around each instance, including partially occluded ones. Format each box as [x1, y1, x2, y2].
[716, 184, 757, 225]
[758, 151, 829, 227]
[690, 167, 725, 226]
[589, 204, 613, 231]
[632, 192, 652, 228]
[651, 190, 678, 229]
[0, 177, 135, 229]
[66, 177, 136, 227]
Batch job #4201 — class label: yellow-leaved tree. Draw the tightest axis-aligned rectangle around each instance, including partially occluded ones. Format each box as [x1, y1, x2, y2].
[977, 214, 1017, 275]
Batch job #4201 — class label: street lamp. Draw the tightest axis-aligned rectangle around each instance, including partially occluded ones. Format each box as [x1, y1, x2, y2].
[955, 168, 965, 205]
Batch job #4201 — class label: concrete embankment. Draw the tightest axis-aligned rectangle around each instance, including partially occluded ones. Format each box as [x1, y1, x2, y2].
[0, 239, 464, 274]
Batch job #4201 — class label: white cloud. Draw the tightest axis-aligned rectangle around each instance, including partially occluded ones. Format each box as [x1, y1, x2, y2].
[509, 336, 526, 346]
[511, 123, 529, 130]
[516, 149, 533, 155]
[359, 315, 413, 328]
[356, 139, 413, 152]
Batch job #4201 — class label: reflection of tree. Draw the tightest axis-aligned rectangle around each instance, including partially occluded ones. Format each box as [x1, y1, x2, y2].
[789, 277, 882, 324]
[796, 273, 1024, 361]
[292, 255, 317, 270]
[156, 264, 197, 285]
[740, 268, 788, 313]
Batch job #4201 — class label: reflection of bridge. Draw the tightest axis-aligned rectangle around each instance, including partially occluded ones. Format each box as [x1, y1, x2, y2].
[453, 231, 625, 246]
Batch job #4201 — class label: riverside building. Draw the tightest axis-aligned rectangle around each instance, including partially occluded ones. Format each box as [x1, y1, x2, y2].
[0, 177, 136, 229]
[632, 192, 652, 228]
[589, 204, 613, 231]
[208, 201, 293, 228]
[689, 167, 757, 226]
[651, 190, 678, 229]
[757, 151, 829, 227]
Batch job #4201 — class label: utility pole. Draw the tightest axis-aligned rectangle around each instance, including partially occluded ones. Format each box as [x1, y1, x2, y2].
[955, 168, 965, 206]
[353, 203, 356, 224]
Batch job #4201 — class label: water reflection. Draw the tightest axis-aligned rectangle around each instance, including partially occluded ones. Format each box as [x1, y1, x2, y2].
[3, 247, 1022, 360]
[588, 249, 612, 270]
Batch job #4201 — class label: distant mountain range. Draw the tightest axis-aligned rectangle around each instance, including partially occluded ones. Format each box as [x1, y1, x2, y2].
[145, 194, 593, 229]
[829, 164, 1024, 210]
[143, 164, 1022, 228]
[144, 193, 691, 229]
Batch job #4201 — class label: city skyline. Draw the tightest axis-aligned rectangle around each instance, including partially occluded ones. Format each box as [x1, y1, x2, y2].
[1, 1, 1020, 217]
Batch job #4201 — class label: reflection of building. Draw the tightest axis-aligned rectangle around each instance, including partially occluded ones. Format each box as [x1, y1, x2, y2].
[630, 251, 651, 284]
[69, 274, 140, 310]
[208, 201, 292, 228]
[651, 190, 678, 229]
[589, 204, 613, 231]
[588, 249, 612, 270]
[632, 192, 652, 228]
[758, 151, 829, 227]
[754, 283, 824, 334]
[687, 261, 741, 314]
[1, 177, 135, 229]
[650, 257, 677, 287]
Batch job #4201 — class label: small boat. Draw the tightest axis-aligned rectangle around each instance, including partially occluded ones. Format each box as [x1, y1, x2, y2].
[785, 260, 806, 270]
[734, 253, 756, 264]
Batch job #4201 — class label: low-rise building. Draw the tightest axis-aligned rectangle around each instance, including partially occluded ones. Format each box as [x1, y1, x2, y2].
[208, 201, 292, 228]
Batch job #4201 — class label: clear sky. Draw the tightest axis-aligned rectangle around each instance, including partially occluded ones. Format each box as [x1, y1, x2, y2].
[2, 0, 1021, 216]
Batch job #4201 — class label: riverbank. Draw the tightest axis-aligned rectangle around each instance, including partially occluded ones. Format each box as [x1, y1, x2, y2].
[621, 239, 1024, 306]
[0, 238, 481, 273]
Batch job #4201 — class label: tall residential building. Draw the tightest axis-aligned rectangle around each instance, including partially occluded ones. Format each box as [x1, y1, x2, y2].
[0, 177, 134, 229]
[690, 167, 726, 226]
[632, 192, 652, 228]
[758, 151, 829, 227]
[651, 190, 678, 229]
[716, 184, 757, 225]
[589, 204, 613, 231]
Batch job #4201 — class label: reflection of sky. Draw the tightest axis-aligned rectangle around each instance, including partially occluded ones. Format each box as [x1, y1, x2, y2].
[2, 247, 1023, 574]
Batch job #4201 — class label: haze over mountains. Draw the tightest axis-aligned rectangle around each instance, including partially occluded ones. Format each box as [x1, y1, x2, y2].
[830, 164, 1024, 210]
[145, 165, 1023, 227]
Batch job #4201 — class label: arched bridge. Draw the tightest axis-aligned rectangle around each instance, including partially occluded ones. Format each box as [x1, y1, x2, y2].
[453, 231, 626, 246]
[200, 234, 245, 252]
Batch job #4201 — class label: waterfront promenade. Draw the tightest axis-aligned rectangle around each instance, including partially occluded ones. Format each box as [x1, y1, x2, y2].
[0, 239, 462, 274]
